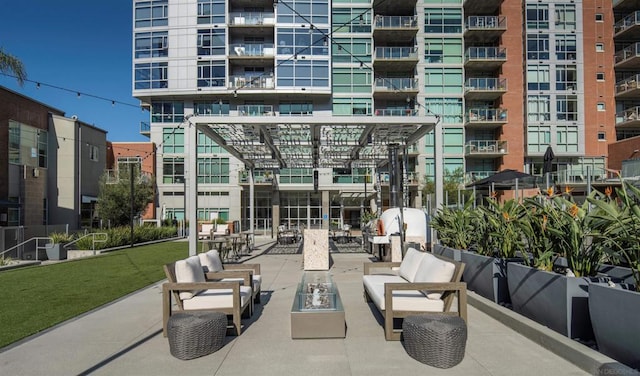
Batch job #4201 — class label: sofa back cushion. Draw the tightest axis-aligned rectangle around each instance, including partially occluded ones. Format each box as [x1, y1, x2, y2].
[174, 256, 206, 300]
[199, 250, 224, 273]
[398, 248, 426, 282]
[413, 253, 456, 299]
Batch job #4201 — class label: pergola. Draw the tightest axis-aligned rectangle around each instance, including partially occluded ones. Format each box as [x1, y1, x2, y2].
[184, 114, 443, 255]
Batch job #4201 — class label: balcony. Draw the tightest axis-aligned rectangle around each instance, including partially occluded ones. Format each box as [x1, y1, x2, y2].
[614, 42, 640, 69]
[139, 121, 150, 137]
[229, 11, 275, 26]
[614, 0, 639, 11]
[465, 170, 498, 185]
[464, 16, 507, 43]
[229, 43, 275, 60]
[465, 140, 508, 158]
[238, 169, 275, 185]
[378, 171, 419, 185]
[464, 47, 507, 70]
[615, 74, 640, 98]
[228, 75, 275, 90]
[465, 108, 508, 129]
[616, 106, 640, 129]
[464, 0, 503, 14]
[237, 104, 275, 116]
[373, 47, 419, 70]
[373, 15, 418, 43]
[373, 77, 418, 99]
[614, 11, 640, 40]
[464, 78, 507, 101]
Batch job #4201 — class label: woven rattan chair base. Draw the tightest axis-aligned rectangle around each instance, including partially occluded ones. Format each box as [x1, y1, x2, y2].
[402, 314, 467, 368]
[167, 311, 227, 360]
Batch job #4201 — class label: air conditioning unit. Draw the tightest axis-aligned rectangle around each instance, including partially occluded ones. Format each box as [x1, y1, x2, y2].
[33, 168, 40, 178]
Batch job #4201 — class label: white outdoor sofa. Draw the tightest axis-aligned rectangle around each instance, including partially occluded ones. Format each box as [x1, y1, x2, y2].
[363, 248, 467, 340]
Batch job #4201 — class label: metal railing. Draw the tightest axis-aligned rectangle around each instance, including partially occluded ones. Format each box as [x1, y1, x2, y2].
[65, 233, 108, 256]
[0, 237, 52, 261]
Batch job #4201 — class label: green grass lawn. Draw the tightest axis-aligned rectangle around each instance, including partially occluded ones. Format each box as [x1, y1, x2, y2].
[0, 240, 188, 349]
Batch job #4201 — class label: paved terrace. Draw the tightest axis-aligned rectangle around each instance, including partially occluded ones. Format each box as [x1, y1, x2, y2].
[0, 238, 632, 376]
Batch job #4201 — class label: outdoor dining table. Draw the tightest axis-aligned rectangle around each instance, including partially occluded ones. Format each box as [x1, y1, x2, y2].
[239, 230, 254, 255]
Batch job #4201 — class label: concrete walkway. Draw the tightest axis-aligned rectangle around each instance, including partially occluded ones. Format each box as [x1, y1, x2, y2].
[0, 239, 631, 375]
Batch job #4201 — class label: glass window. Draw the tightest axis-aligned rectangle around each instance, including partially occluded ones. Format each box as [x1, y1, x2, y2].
[278, 28, 330, 56]
[556, 125, 579, 152]
[135, 62, 168, 89]
[425, 8, 462, 33]
[332, 37, 371, 63]
[556, 34, 577, 60]
[555, 4, 576, 30]
[194, 101, 229, 116]
[280, 102, 313, 115]
[197, 0, 225, 24]
[527, 65, 550, 90]
[162, 157, 184, 183]
[333, 67, 372, 93]
[527, 95, 551, 122]
[162, 128, 184, 154]
[595, 43, 604, 52]
[556, 64, 577, 90]
[135, 31, 168, 58]
[197, 60, 226, 87]
[8, 121, 47, 168]
[595, 14, 603, 22]
[277, 0, 329, 24]
[198, 157, 230, 184]
[443, 127, 463, 154]
[332, 8, 370, 33]
[598, 132, 606, 141]
[332, 97, 371, 116]
[556, 95, 578, 121]
[198, 131, 225, 154]
[152, 102, 184, 123]
[425, 38, 463, 64]
[526, 3, 549, 29]
[276, 59, 329, 87]
[526, 34, 549, 60]
[279, 168, 313, 184]
[423, 98, 463, 124]
[527, 125, 551, 153]
[597, 102, 605, 111]
[197, 29, 226, 56]
[425, 67, 463, 94]
[596, 72, 605, 81]
[135, 0, 168, 28]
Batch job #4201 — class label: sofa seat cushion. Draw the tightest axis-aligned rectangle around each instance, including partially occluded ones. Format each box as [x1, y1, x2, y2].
[398, 248, 427, 282]
[183, 286, 252, 310]
[199, 250, 224, 273]
[365, 281, 444, 312]
[175, 256, 206, 300]
[221, 275, 261, 294]
[413, 253, 456, 299]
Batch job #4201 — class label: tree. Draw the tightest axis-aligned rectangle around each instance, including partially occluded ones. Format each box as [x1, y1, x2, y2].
[97, 168, 154, 227]
[422, 167, 471, 207]
[0, 48, 27, 85]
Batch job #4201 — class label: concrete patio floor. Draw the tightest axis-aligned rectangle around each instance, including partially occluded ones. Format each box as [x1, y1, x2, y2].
[0, 238, 634, 376]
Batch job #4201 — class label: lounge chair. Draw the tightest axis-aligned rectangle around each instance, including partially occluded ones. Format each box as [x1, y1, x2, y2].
[199, 249, 262, 303]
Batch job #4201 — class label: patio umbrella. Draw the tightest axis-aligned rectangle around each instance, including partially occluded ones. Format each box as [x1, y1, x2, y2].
[543, 146, 555, 175]
[468, 169, 537, 190]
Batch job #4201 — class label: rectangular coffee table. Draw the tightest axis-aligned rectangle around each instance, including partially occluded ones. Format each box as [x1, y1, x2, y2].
[290, 271, 345, 339]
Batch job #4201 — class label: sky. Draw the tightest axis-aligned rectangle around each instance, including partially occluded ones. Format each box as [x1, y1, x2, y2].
[0, 1, 148, 142]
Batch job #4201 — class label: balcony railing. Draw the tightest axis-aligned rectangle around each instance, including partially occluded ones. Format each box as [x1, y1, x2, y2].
[374, 15, 417, 28]
[229, 12, 275, 26]
[238, 105, 275, 116]
[465, 78, 507, 91]
[374, 47, 418, 60]
[616, 106, 640, 125]
[615, 74, 640, 95]
[140, 121, 150, 136]
[228, 75, 275, 90]
[614, 10, 640, 35]
[465, 46, 507, 61]
[373, 77, 418, 91]
[466, 15, 506, 30]
[374, 108, 417, 116]
[465, 140, 508, 155]
[614, 42, 640, 64]
[466, 108, 508, 123]
[230, 43, 275, 57]
[239, 170, 275, 184]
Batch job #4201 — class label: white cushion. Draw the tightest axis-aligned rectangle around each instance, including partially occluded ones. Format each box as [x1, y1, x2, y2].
[199, 250, 224, 273]
[183, 286, 252, 310]
[398, 248, 426, 282]
[174, 256, 206, 300]
[363, 275, 444, 311]
[222, 274, 261, 294]
[413, 253, 456, 299]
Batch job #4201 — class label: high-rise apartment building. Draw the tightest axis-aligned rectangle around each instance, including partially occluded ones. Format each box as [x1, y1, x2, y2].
[133, 0, 619, 233]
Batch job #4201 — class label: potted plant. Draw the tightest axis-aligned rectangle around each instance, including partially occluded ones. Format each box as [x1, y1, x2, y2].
[430, 199, 475, 261]
[507, 188, 606, 341]
[587, 181, 640, 369]
[46, 232, 74, 260]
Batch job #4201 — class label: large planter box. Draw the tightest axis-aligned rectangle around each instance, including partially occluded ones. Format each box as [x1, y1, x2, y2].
[589, 283, 640, 369]
[432, 244, 462, 262]
[508, 262, 602, 341]
[460, 251, 512, 305]
[45, 244, 67, 260]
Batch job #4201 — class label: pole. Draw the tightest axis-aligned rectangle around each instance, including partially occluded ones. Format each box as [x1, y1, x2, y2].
[130, 164, 135, 248]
